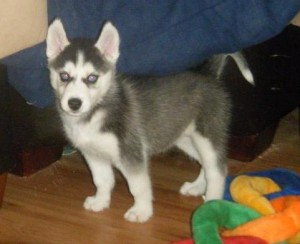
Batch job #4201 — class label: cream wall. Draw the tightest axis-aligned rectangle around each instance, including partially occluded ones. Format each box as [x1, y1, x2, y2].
[0, 0, 47, 58]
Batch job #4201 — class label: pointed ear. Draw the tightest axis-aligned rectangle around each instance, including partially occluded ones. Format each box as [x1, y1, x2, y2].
[46, 19, 70, 60]
[95, 22, 120, 64]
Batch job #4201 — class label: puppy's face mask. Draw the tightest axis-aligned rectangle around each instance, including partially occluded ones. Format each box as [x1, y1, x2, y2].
[46, 19, 120, 116]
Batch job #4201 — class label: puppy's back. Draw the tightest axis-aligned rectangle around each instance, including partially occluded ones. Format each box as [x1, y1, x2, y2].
[121, 72, 230, 155]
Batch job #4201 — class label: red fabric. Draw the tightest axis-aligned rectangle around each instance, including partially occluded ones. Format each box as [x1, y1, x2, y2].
[171, 236, 268, 244]
[222, 236, 268, 244]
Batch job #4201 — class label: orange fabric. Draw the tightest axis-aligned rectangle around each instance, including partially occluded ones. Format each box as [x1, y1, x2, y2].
[222, 200, 300, 243]
[271, 196, 300, 244]
[271, 196, 300, 212]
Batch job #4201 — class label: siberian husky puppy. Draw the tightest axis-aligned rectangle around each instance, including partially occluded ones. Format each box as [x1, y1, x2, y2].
[46, 19, 231, 223]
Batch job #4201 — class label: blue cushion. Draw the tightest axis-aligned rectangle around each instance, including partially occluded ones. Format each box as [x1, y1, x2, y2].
[2, 0, 300, 108]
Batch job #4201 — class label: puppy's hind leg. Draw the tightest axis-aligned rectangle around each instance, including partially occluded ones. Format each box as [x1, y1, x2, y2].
[191, 133, 227, 201]
[175, 137, 206, 197]
[120, 162, 153, 223]
[83, 154, 115, 212]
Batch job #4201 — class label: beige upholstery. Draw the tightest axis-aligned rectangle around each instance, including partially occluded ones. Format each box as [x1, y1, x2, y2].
[0, 0, 47, 58]
[291, 12, 300, 26]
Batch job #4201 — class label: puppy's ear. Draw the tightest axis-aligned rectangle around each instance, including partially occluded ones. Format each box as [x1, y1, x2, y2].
[95, 22, 120, 64]
[46, 19, 70, 60]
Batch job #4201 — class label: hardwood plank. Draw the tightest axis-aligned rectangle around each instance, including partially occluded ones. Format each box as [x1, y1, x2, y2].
[0, 109, 299, 243]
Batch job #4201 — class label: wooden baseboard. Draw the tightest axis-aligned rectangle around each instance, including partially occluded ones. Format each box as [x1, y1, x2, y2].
[12, 145, 63, 176]
[0, 173, 7, 207]
[229, 122, 279, 162]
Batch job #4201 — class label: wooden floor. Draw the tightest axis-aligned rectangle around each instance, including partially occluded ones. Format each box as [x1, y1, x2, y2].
[0, 109, 299, 243]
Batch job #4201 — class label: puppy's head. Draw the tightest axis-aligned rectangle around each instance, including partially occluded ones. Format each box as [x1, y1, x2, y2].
[46, 19, 120, 116]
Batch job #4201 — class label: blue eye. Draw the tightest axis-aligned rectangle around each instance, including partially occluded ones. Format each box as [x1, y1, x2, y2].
[86, 74, 98, 84]
[59, 72, 71, 82]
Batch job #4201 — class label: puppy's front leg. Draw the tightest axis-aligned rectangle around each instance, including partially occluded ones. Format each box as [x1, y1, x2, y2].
[83, 154, 115, 212]
[121, 164, 153, 223]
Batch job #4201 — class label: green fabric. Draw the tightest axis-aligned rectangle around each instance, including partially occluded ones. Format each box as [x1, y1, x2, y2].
[192, 200, 261, 244]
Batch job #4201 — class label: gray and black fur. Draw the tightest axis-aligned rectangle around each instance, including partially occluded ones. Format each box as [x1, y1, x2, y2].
[46, 19, 231, 223]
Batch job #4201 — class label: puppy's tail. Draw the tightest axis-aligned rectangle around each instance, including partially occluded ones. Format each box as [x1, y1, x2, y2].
[209, 52, 255, 85]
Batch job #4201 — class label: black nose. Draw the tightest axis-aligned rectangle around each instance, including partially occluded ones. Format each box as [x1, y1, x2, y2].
[68, 98, 82, 111]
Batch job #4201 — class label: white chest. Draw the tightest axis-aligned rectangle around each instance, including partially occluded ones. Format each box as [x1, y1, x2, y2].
[62, 111, 120, 162]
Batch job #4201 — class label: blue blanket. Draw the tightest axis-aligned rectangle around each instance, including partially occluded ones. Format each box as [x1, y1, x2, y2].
[2, 0, 300, 108]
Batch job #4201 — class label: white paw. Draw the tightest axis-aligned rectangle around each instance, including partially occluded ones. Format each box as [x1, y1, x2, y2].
[204, 191, 224, 202]
[179, 182, 205, 197]
[83, 195, 110, 212]
[124, 205, 153, 223]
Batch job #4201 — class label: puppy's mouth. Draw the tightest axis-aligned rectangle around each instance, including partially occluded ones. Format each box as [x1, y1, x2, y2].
[59, 103, 84, 117]
[65, 110, 82, 116]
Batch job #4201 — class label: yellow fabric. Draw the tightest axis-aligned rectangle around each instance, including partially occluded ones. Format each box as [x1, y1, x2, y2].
[230, 175, 281, 215]
[287, 232, 300, 243]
